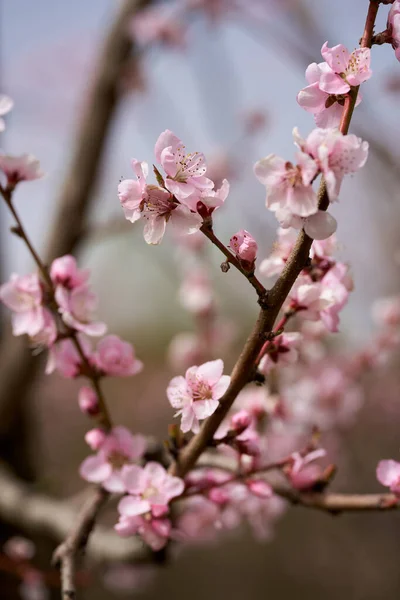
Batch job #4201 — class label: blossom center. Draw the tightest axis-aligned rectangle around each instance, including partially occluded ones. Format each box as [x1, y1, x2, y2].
[107, 450, 128, 470]
[191, 379, 213, 401]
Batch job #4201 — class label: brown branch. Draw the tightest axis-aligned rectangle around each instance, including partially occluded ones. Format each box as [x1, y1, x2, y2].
[169, 2, 380, 479]
[52, 488, 109, 600]
[272, 485, 399, 514]
[0, 463, 147, 563]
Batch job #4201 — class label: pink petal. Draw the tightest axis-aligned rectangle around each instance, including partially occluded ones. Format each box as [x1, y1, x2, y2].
[118, 496, 151, 517]
[143, 216, 166, 245]
[79, 455, 111, 483]
[196, 359, 224, 385]
[121, 464, 147, 494]
[212, 374, 231, 399]
[304, 211, 337, 240]
[376, 459, 400, 487]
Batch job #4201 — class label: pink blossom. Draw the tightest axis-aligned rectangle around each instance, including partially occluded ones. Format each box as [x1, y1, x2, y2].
[242, 109, 268, 135]
[19, 569, 49, 600]
[45, 336, 92, 378]
[288, 278, 331, 321]
[130, 7, 186, 49]
[50, 255, 89, 289]
[0, 94, 13, 131]
[259, 228, 297, 277]
[167, 359, 230, 433]
[247, 479, 273, 499]
[80, 426, 146, 493]
[178, 269, 214, 315]
[259, 332, 301, 374]
[78, 386, 99, 416]
[372, 296, 400, 327]
[95, 335, 143, 377]
[388, 1, 400, 61]
[229, 229, 258, 265]
[294, 127, 368, 201]
[0, 153, 44, 187]
[85, 428, 106, 451]
[275, 208, 338, 241]
[154, 130, 214, 204]
[0, 273, 53, 340]
[115, 514, 172, 551]
[118, 159, 202, 244]
[3, 536, 35, 561]
[319, 42, 371, 93]
[195, 178, 230, 212]
[287, 449, 327, 490]
[254, 152, 319, 218]
[297, 43, 367, 128]
[55, 283, 106, 336]
[118, 462, 184, 518]
[376, 459, 400, 495]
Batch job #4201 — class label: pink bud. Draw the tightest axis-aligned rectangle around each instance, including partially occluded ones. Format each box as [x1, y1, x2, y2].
[3, 537, 35, 561]
[229, 230, 258, 264]
[151, 518, 171, 538]
[231, 410, 251, 432]
[247, 479, 273, 499]
[208, 487, 230, 505]
[78, 386, 99, 416]
[85, 428, 106, 450]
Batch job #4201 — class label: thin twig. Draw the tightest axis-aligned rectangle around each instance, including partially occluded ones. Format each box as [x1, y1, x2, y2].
[52, 487, 109, 600]
[200, 222, 267, 299]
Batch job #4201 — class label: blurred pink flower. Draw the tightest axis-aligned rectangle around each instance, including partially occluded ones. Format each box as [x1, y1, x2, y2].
[130, 7, 186, 49]
[259, 332, 301, 373]
[167, 359, 230, 433]
[118, 462, 184, 517]
[80, 426, 146, 493]
[95, 335, 143, 377]
[0, 273, 54, 340]
[55, 283, 106, 336]
[115, 514, 172, 551]
[0, 153, 43, 187]
[287, 449, 327, 490]
[45, 336, 92, 378]
[376, 459, 400, 495]
[50, 255, 89, 289]
[388, 1, 400, 61]
[0, 94, 13, 131]
[78, 386, 99, 416]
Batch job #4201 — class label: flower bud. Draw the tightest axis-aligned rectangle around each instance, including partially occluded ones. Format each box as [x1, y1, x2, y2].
[78, 386, 99, 416]
[85, 428, 106, 451]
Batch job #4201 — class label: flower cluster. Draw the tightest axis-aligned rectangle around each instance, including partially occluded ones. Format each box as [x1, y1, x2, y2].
[0, 255, 143, 380]
[254, 127, 368, 240]
[297, 42, 371, 127]
[118, 130, 230, 244]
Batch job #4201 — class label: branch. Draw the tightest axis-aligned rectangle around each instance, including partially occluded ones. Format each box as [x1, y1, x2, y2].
[52, 488, 109, 600]
[0, 464, 147, 563]
[271, 485, 399, 514]
[169, 2, 380, 479]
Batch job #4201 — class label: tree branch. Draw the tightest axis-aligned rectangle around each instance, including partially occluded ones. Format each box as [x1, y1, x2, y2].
[0, 464, 148, 563]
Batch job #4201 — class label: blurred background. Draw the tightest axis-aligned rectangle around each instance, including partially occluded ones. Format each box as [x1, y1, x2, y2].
[1, 0, 400, 598]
